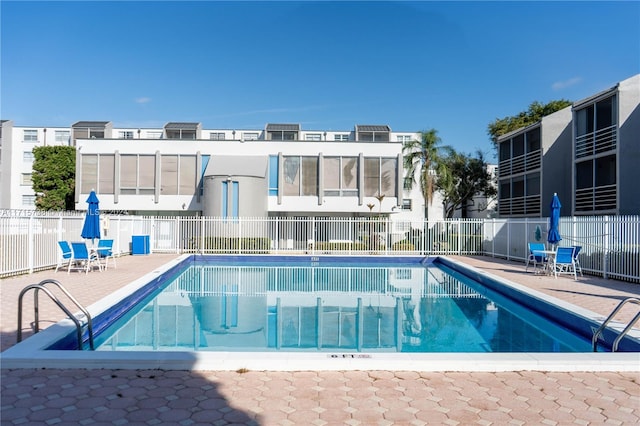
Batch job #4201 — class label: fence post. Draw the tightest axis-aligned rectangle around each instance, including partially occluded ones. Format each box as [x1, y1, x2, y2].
[457, 219, 462, 255]
[603, 215, 610, 279]
[28, 214, 35, 273]
[200, 216, 205, 255]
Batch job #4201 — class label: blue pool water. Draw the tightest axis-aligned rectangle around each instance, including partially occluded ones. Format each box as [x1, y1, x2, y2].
[46, 255, 633, 353]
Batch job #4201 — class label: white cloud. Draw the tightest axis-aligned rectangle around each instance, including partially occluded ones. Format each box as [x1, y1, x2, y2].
[551, 77, 582, 91]
[135, 97, 151, 104]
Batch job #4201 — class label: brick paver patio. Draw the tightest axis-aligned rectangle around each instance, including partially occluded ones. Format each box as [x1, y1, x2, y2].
[2, 254, 639, 425]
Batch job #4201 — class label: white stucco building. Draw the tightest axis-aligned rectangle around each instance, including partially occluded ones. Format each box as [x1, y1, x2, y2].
[1, 121, 456, 222]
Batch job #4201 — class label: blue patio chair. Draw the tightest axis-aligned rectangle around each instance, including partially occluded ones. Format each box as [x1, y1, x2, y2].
[551, 246, 578, 280]
[96, 239, 116, 270]
[526, 242, 548, 273]
[68, 242, 101, 274]
[56, 241, 73, 272]
[571, 245, 583, 276]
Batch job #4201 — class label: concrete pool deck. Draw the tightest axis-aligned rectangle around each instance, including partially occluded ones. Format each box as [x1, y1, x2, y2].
[1, 254, 639, 424]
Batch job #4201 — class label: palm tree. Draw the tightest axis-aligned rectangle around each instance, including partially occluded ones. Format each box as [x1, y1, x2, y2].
[402, 129, 447, 219]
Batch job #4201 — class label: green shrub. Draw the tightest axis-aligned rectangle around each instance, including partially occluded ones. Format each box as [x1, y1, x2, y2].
[392, 240, 415, 251]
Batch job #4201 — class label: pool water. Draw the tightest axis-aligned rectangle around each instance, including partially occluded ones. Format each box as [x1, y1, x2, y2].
[91, 258, 593, 353]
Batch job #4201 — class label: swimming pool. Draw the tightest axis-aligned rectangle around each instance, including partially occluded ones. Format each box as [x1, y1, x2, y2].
[3, 255, 639, 371]
[86, 258, 594, 353]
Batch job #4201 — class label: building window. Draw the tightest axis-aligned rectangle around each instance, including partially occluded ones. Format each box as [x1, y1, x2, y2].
[21, 174, 32, 185]
[121, 155, 155, 195]
[243, 132, 259, 141]
[99, 155, 115, 194]
[305, 133, 322, 141]
[283, 156, 318, 196]
[323, 157, 358, 197]
[334, 134, 349, 141]
[357, 126, 390, 142]
[268, 155, 278, 196]
[402, 199, 412, 211]
[396, 135, 412, 143]
[119, 131, 134, 139]
[55, 130, 70, 144]
[160, 155, 197, 195]
[23, 151, 35, 162]
[363, 157, 397, 197]
[22, 195, 36, 206]
[221, 181, 239, 219]
[575, 94, 617, 158]
[23, 130, 38, 142]
[210, 132, 225, 140]
[81, 155, 98, 193]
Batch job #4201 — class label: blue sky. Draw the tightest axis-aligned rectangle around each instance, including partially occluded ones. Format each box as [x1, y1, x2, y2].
[2, 1, 639, 160]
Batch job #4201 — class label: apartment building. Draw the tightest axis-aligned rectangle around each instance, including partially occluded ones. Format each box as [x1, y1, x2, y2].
[2, 120, 448, 221]
[497, 73, 640, 217]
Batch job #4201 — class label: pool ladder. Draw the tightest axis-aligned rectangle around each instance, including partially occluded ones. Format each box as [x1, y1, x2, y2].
[592, 297, 640, 352]
[17, 279, 94, 350]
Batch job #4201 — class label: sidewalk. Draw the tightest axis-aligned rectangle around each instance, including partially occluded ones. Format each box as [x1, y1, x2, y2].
[2, 254, 639, 425]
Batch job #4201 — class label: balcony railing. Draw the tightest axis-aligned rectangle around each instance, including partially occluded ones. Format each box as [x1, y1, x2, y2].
[575, 125, 617, 159]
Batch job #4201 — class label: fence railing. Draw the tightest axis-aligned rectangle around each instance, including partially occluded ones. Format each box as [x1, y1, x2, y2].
[1, 211, 638, 283]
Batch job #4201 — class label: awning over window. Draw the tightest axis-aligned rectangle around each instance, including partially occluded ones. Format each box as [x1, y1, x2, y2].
[164, 122, 200, 130]
[204, 156, 268, 178]
[266, 123, 300, 132]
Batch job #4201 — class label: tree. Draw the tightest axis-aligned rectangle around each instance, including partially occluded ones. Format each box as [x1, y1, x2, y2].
[403, 129, 448, 219]
[487, 99, 572, 149]
[32, 146, 76, 210]
[436, 149, 496, 218]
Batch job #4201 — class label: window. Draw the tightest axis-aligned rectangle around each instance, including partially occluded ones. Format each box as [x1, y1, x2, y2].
[121, 155, 155, 194]
[499, 141, 510, 162]
[179, 156, 197, 195]
[525, 173, 540, 196]
[499, 180, 510, 200]
[334, 134, 349, 141]
[575, 105, 595, 137]
[526, 128, 540, 153]
[23, 151, 34, 162]
[282, 156, 318, 196]
[596, 96, 615, 130]
[357, 125, 391, 142]
[160, 155, 197, 195]
[23, 130, 38, 142]
[119, 131, 134, 139]
[323, 157, 358, 196]
[55, 130, 70, 144]
[512, 134, 524, 157]
[305, 133, 322, 141]
[268, 156, 278, 196]
[161, 156, 178, 195]
[595, 154, 616, 187]
[402, 199, 412, 211]
[99, 155, 115, 194]
[21, 174, 32, 185]
[166, 129, 196, 139]
[210, 132, 225, 140]
[22, 195, 36, 207]
[396, 135, 412, 143]
[575, 160, 593, 190]
[364, 157, 397, 197]
[268, 130, 297, 141]
[81, 155, 98, 193]
[243, 132, 259, 141]
[221, 181, 239, 219]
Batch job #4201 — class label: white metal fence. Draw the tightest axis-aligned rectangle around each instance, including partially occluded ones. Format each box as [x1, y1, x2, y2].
[1, 211, 638, 283]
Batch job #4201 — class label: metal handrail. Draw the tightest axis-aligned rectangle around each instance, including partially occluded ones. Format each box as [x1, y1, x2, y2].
[592, 297, 640, 352]
[17, 279, 94, 350]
